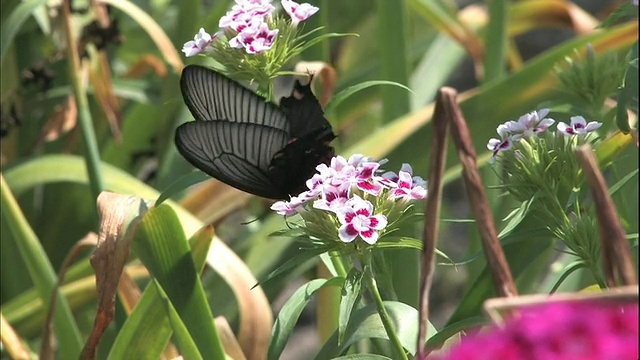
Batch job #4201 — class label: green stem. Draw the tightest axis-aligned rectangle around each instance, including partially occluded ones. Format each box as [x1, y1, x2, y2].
[363, 256, 408, 360]
[62, 0, 105, 206]
[329, 250, 348, 278]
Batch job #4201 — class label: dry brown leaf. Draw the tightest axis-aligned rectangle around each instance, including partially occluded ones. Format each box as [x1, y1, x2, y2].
[125, 54, 168, 78]
[40, 232, 98, 360]
[179, 180, 250, 224]
[87, 53, 122, 142]
[36, 95, 77, 146]
[215, 316, 248, 360]
[80, 192, 146, 360]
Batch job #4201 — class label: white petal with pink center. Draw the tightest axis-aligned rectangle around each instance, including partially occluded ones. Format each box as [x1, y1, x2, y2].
[336, 196, 388, 244]
[281, 0, 319, 25]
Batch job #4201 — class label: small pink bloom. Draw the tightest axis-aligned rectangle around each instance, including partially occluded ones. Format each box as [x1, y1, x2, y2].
[557, 116, 602, 136]
[270, 192, 313, 215]
[389, 169, 427, 201]
[281, 0, 319, 25]
[181, 28, 219, 57]
[229, 22, 279, 54]
[336, 196, 387, 244]
[313, 183, 350, 212]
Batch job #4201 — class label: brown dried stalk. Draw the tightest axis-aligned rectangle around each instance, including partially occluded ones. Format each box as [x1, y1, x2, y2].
[575, 145, 637, 287]
[417, 87, 451, 358]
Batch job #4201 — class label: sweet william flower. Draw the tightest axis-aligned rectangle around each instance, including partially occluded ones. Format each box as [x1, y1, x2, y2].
[281, 0, 319, 25]
[487, 124, 514, 163]
[387, 164, 427, 201]
[182, 28, 219, 57]
[337, 196, 388, 245]
[229, 22, 279, 54]
[557, 116, 602, 136]
[436, 302, 638, 360]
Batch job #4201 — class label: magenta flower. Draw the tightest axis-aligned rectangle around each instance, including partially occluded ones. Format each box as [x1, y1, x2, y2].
[182, 28, 219, 57]
[281, 0, 319, 25]
[336, 196, 388, 244]
[437, 302, 638, 360]
[557, 116, 602, 136]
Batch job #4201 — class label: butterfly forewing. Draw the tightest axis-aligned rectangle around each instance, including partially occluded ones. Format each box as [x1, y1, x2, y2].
[180, 65, 290, 132]
[175, 121, 291, 199]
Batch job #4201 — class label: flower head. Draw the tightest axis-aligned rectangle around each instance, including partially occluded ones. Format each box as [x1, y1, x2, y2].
[389, 164, 427, 200]
[281, 0, 319, 25]
[487, 124, 514, 163]
[557, 116, 602, 136]
[229, 22, 279, 54]
[336, 196, 388, 244]
[437, 302, 638, 360]
[182, 28, 219, 57]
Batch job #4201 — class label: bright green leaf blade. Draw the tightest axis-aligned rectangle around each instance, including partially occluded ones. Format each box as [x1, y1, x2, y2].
[156, 171, 211, 205]
[616, 40, 638, 133]
[267, 277, 345, 360]
[425, 316, 486, 350]
[108, 226, 214, 360]
[339, 268, 363, 345]
[324, 80, 414, 115]
[132, 204, 225, 360]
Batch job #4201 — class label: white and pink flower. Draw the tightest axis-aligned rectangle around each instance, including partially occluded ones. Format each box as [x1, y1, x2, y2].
[336, 196, 388, 245]
[281, 0, 319, 25]
[385, 164, 427, 201]
[181, 28, 220, 57]
[557, 116, 602, 136]
[229, 22, 279, 54]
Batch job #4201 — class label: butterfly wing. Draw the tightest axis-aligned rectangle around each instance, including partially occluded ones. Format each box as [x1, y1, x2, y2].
[175, 120, 291, 199]
[268, 127, 336, 196]
[180, 65, 290, 132]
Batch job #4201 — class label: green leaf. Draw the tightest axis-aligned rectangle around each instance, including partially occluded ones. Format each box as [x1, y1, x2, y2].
[548, 260, 588, 294]
[425, 316, 486, 350]
[445, 238, 554, 329]
[339, 268, 363, 345]
[498, 196, 535, 238]
[108, 226, 214, 360]
[609, 168, 639, 196]
[256, 244, 338, 288]
[156, 171, 211, 205]
[0, 0, 47, 65]
[616, 40, 638, 133]
[315, 301, 432, 359]
[131, 204, 225, 359]
[267, 277, 345, 360]
[324, 80, 414, 115]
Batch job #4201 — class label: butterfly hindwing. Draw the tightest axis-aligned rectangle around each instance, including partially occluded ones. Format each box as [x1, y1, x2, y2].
[175, 121, 291, 199]
[180, 65, 290, 132]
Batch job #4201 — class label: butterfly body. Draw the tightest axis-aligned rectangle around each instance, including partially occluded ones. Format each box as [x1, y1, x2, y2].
[175, 65, 335, 199]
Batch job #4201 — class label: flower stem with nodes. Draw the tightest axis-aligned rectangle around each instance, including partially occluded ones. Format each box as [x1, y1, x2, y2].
[363, 251, 407, 360]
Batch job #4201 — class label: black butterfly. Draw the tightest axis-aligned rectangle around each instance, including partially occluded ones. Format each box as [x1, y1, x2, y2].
[175, 65, 336, 199]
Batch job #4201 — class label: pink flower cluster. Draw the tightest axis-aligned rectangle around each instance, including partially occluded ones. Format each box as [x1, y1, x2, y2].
[271, 154, 427, 245]
[436, 302, 638, 360]
[182, 0, 318, 57]
[487, 109, 555, 163]
[487, 109, 603, 163]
